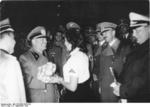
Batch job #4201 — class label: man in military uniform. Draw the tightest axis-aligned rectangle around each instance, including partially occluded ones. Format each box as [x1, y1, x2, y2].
[0, 18, 26, 103]
[112, 12, 150, 102]
[19, 26, 59, 102]
[91, 23, 106, 101]
[97, 21, 131, 102]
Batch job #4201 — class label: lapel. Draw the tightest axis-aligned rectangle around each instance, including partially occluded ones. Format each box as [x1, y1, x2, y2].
[94, 46, 102, 56]
[102, 39, 120, 56]
[111, 39, 120, 54]
[27, 49, 48, 67]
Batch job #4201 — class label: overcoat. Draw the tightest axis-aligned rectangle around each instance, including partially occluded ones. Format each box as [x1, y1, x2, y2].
[119, 40, 150, 102]
[19, 48, 59, 102]
[98, 40, 130, 102]
[0, 53, 26, 103]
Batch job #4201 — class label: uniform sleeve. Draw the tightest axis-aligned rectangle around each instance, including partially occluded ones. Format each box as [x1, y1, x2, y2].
[70, 54, 89, 80]
[69, 57, 81, 77]
[93, 55, 100, 75]
[19, 55, 46, 89]
[19, 55, 34, 85]
[68, 68, 78, 77]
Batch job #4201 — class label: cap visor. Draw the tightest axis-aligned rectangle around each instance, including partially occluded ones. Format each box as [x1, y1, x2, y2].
[101, 29, 110, 34]
[36, 36, 47, 39]
[0, 28, 14, 34]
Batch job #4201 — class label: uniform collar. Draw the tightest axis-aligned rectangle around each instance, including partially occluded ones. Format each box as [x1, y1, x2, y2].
[70, 47, 80, 56]
[31, 47, 43, 54]
[99, 40, 105, 46]
[109, 38, 120, 52]
[139, 39, 149, 50]
[0, 49, 9, 54]
[109, 38, 118, 47]
[30, 48, 41, 60]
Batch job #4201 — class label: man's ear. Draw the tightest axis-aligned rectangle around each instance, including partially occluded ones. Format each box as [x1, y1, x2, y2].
[146, 25, 150, 38]
[31, 38, 36, 45]
[112, 30, 116, 38]
[148, 25, 150, 34]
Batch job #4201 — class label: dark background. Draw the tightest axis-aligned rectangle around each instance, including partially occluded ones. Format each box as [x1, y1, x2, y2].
[0, 0, 149, 56]
[1, 0, 149, 33]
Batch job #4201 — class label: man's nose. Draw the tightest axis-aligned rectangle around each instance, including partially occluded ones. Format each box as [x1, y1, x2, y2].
[132, 30, 136, 38]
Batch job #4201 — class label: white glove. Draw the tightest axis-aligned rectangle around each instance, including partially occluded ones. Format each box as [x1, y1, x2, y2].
[110, 82, 121, 96]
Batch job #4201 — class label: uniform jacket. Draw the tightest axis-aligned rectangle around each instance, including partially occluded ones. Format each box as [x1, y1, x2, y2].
[0, 53, 26, 103]
[119, 40, 150, 102]
[19, 48, 48, 89]
[19, 48, 60, 102]
[98, 39, 130, 102]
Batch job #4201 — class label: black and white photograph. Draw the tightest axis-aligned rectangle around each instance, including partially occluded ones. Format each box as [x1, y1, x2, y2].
[0, 0, 149, 105]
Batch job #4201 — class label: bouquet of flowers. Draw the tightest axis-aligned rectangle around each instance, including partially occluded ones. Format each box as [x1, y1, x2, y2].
[37, 62, 56, 83]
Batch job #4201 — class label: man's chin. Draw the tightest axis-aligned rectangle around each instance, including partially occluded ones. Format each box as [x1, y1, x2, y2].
[42, 47, 46, 51]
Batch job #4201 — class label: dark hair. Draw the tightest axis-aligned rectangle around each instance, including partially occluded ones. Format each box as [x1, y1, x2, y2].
[65, 28, 87, 53]
[116, 18, 130, 40]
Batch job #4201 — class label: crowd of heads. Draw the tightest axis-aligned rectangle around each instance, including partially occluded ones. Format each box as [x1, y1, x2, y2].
[0, 12, 149, 57]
